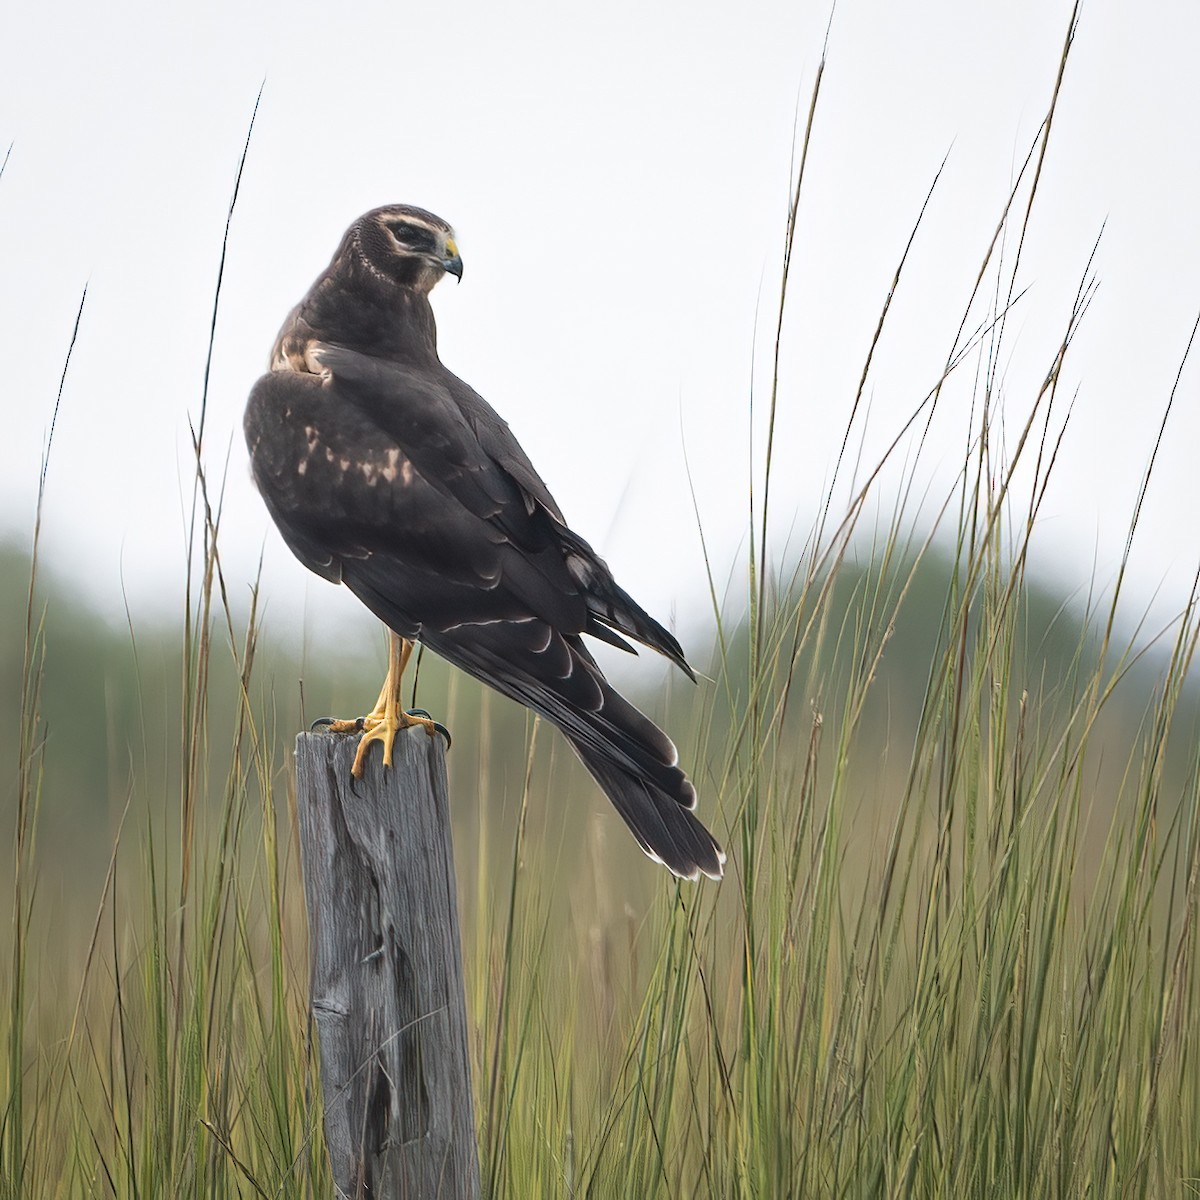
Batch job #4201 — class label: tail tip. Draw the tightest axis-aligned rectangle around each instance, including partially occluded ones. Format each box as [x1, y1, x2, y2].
[652, 837, 726, 883]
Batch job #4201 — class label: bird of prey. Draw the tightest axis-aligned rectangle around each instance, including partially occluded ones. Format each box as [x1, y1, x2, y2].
[244, 205, 724, 881]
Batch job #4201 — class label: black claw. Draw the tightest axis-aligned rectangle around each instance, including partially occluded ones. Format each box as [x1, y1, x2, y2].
[406, 709, 452, 749]
[310, 716, 365, 732]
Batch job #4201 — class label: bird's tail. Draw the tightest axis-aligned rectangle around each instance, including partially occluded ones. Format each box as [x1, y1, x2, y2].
[568, 738, 725, 881]
[524, 643, 724, 880]
[417, 619, 724, 880]
[347, 546, 725, 880]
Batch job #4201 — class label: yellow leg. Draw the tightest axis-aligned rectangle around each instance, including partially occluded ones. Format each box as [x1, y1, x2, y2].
[321, 631, 440, 777]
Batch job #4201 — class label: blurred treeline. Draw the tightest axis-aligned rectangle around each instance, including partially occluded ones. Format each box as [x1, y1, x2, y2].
[2, 533, 1192, 923]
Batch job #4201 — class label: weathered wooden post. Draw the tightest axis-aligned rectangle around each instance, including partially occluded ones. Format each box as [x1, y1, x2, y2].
[294, 726, 480, 1199]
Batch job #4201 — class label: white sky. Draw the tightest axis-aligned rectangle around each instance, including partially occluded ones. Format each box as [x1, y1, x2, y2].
[3, 1, 1198, 650]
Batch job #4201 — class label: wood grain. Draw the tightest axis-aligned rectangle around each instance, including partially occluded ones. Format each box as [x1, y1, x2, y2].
[295, 728, 480, 1199]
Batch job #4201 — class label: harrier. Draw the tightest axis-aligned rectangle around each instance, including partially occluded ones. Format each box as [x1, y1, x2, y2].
[244, 205, 724, 880]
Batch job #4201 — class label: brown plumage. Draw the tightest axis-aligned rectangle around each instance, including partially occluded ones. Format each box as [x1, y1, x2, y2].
[244, 204, 724, 880]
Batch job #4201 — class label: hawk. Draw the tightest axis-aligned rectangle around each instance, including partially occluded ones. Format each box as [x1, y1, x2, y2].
[244, 205, 724, 881]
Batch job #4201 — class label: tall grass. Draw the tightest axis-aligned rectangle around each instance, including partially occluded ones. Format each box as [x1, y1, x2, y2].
[4, 7, 1200, 1196]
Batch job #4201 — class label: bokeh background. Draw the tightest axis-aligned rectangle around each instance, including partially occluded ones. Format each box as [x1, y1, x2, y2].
[3, 0, 1199, 642]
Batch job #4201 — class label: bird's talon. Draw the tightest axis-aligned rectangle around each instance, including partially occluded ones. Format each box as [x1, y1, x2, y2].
[315, 716, 369, 735]
[401, 709, 451, 749]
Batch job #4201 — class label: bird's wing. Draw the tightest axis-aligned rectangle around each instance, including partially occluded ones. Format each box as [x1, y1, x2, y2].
[307, 343, 694, 674]
[245, 368, 590, 636]
[441, 371, 567, 522]
[310, 343, 562, 547]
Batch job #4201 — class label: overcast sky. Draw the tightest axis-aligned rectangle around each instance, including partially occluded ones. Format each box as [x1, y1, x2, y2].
[3, 0, 1198, 652]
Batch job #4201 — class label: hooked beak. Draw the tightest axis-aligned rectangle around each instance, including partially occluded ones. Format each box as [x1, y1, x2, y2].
[441, 235, 463, 281]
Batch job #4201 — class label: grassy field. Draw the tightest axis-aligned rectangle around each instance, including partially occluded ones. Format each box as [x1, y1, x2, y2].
[4, 12, 1200, 1198]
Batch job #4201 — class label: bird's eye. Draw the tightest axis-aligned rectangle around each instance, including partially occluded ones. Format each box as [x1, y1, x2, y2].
[389, 222, 436, 252]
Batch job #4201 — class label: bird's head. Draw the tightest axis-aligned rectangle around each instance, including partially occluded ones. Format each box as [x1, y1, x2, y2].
[349, 204, 463, 294]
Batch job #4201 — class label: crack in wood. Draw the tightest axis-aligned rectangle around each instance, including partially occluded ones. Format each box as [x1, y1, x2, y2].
[296, 727, 480, 1198]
